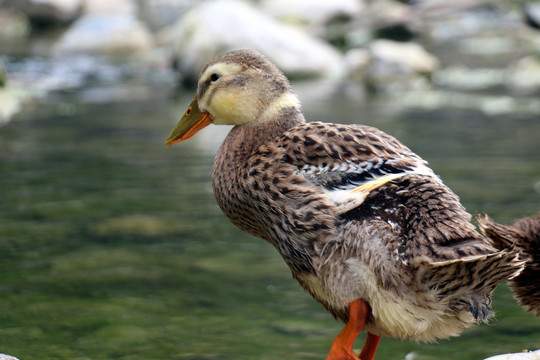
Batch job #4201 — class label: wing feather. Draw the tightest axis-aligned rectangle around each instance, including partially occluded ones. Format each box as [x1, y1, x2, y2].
[270, 122, 438, 212]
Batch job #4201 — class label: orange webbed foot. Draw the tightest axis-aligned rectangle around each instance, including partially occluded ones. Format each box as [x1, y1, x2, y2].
[326, 299, 374, 360]
[325, 347, 360, 360]
[325, 333, 381, 360]
[359, 333, 381, 360]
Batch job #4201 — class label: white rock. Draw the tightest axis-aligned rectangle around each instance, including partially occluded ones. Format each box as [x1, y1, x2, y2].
[506, 56, 540, 92]
[362, 0, 411, 28]
[158, 0, 343, 80]
[0, 9, 31, 38]
[343, 48, 372, 82]
[369, 40, 439, 74]
[484, 349, 540, 360]
[260, 0, 364, 25]
[138, 0, 209, 30]
[0, 83, 37, 125]
[54, 13, 154, 54]
[81, 0, 137, 15]
[433, 66, 505, 91]
[0, 354, 20, 360]
[364, 40, 439, 90]
[17, 0, 83, 23]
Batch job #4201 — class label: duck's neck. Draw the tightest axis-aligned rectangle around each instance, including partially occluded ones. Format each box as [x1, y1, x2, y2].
[212, 103, 305, 239]
[217, 103, 306, 168]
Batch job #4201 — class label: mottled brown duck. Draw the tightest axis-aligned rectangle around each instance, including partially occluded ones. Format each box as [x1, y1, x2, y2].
[479, 213, 540, 317]
[166, 49, 525, 360]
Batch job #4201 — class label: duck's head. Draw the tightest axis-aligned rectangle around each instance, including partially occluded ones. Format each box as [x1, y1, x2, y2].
[166, 49, 301, 145]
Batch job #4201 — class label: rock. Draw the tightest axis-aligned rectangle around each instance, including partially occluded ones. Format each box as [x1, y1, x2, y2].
[366, 39, 439, 89]
[0, 82, 35, 126]
[54, 13, 154, 54]
[158, 0, 344, 81]
[370, 39, 439, 74]
[0, 58, 38, 124]
[259, 0, 364, 46]
[343, 48, 372, 82]
[484, 349, 540, 360]
[0, 9, 31, 38]
[260, 0, 364, 26]
[138, 0, 207, 31]
[0, 58, 6, 87]
[397, 89, 540, 116]
[81, 0, 137, 15]
[524, 1, 540, 30]
[433, 66, 505, 91]
[506, 55, 540, 93]
[16, 0, 83, 24]
[419, 3, 523, 45]
[0, 354, 20, 360]
[364, 0, 411, 27]
[362, 0, 414, 41]
[52, 0, 155, 54]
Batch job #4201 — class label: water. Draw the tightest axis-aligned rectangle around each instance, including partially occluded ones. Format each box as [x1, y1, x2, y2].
[0, 80, 539, 360]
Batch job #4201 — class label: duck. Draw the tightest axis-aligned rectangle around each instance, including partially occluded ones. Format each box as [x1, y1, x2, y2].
[479, 213, 540, 316]
[166, 49, 525, 360]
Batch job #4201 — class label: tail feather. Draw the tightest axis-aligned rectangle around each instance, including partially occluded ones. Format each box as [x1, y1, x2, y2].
[479, 214, 540, 317]
[478, 215, 522, 250]
[414, 249, 525, 320]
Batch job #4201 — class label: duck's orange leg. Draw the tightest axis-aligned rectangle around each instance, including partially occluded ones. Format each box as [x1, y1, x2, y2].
[326, 299, 378, 360]
[359, 333, 381, 360]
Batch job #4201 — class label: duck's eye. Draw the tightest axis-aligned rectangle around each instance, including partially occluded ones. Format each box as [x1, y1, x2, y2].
[210, 73, 220, 82]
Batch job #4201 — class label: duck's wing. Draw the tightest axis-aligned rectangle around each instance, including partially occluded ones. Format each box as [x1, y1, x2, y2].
[246, 122, 479, 254]
[239, 121, 439, 267]
[269, 122, 435, 215]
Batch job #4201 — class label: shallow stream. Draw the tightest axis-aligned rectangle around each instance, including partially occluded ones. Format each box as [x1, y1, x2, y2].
[0, 77, 539, 359]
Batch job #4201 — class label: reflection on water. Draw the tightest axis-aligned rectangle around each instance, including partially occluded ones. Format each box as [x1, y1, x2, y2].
[0, 82, 539, 360]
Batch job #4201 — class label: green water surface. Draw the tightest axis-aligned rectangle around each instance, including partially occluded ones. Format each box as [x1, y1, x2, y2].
[0, 83, 539, 360]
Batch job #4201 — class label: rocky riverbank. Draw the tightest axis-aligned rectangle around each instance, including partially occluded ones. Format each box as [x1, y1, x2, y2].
[1, 0, 540, 122]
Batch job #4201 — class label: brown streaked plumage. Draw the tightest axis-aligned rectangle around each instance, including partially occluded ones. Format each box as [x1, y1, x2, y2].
[479, 213, 540, 316]
[166, 49, 525, 360]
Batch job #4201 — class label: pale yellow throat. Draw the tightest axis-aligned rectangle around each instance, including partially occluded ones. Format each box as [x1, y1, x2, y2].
[208, 90, 300, 126]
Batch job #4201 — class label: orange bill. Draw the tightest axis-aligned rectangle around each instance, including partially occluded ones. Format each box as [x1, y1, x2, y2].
[165, 95, 212, 146]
